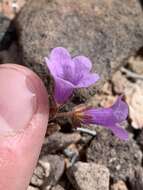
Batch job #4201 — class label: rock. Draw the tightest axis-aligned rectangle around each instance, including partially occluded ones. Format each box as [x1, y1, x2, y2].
[0, 13, 11, 49]
[128, 56, 143, 74]
[0, 0, 27, 19]
[0, 13, 10, 41]
[139, 0, 143, 8]
[15, 0, 143, 99]
[86, 129, 142, 181]
[136, 130, 143, 151]
[128, 166, 143, 190]
[111, 180, 128, 190]
[125, 80, 143, 129]
[51, 185, 65, 190]
[41, 132, 81, 155]
[112, 71, 129, 94]
[67, 161, 110, 190]
[0, 42, 21, 64]
[41, 155, 65, 190]
[27, 186, 39, 190]
[45, 123, 61, 136]
[31, 155, 65, 189]
[31, 162, 47, 187]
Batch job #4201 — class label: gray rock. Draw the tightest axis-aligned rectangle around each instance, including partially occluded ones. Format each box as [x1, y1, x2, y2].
[27, 186, 40, 190]
[0, 43, 21, 64]
[15, 0, 143, 99]
[31, 163, 46, 187]
[136, 129, 143, 151]
[67, 161, 110, 190]
[31, 155, 65, 189]
[128, 166, 143, 190]
[0, 13, 16, 50]
[86, 129, 142, 181]
[111, 180, 128, 190]
[41, 132, 81, 155]
[41, 155, 65, 190]
[0, 13, 10, 44]
[51, 185, 65, 190]
[128, 56, 143, 74]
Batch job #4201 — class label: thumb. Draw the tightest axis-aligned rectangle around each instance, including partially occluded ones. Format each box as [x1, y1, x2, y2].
[0, 64, 49, 190]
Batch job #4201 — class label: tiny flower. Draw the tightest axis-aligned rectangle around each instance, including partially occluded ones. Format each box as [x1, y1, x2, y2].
[74, 96, 129, 140]
[45, 47, 100, 104]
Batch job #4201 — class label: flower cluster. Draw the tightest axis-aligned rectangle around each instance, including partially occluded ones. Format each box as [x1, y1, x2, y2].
[45, 47, 129, 140]
[45, 47, 99, 104]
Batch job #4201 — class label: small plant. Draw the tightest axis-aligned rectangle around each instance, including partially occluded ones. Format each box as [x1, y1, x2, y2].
[45, 47, 128, 140]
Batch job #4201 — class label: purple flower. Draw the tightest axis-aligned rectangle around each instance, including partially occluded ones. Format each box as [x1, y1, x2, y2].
[76, 96, 129, 140]
[45, 47, 100, 104]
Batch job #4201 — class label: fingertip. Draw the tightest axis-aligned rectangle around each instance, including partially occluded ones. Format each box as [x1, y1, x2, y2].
[0, 64, 49, 190]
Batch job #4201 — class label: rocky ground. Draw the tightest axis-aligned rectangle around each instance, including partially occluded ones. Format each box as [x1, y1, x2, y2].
[0, 0, 143, 190]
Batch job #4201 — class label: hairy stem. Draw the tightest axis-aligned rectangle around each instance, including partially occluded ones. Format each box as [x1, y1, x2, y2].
[55, 111, 74, 118]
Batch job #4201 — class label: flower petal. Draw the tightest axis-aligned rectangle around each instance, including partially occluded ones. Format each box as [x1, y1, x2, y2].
[44, 57, 57, 76]
[45, 47, 100, 89]
[112, 96, 128, 122]
[83, 96, 128, 125]
[54, 77, 74, 104]
[49, 47, 72, 78]
[72, 56, 93, 85]
[62, 61, 75, 83]
[110, 124, 128, 140]
[50, 47, 71, 63]
[83, 108, 113, 125]
[83, 108, 128, 140]
[73, 56, 92, 72]
[49, 47, 77, 83]
[81, 97, 129, 140]
[75, 73, 100, 88]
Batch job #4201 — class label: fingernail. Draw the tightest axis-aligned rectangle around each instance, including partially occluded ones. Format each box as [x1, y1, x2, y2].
[0, 64, 41, 135]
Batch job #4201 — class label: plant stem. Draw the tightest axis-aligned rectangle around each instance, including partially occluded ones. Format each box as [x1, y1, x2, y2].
[55, 111, 74, 118]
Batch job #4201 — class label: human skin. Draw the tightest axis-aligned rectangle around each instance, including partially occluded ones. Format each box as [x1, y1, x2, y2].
[0, 64, 49, 190]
